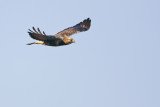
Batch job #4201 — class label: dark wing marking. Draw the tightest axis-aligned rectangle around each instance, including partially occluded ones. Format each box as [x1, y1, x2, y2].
[28, 27, 60, 41]
[54, 18, 91, 37]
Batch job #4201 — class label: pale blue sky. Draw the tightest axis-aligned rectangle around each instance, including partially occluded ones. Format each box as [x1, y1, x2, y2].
[0, 0, 160, 107]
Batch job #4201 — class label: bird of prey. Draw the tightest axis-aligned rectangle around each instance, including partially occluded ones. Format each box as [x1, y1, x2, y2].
[27, 18, 91, 46]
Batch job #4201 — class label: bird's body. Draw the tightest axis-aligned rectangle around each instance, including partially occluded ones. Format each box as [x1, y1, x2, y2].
[27, 18, 91, 46]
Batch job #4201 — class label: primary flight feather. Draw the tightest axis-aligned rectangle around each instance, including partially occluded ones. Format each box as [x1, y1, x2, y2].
[27, 18, 91, 46]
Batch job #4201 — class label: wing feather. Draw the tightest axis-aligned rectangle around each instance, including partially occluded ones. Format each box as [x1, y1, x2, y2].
[43, 31, 46, 35]
[54, 18, 91, 37]
[28, 27, 60, 41]
[32, 27, 38, 33]
[37, 28, 43, 35]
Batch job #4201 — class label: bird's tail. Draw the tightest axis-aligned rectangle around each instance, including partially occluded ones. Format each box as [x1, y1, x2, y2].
[27, 42, 35, 45]
[27, 41, 44, 45]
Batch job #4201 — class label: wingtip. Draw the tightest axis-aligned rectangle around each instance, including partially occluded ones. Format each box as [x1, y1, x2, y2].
[84, 18, 91, 24]
[79, 17, 91, 31]
[87, 17, 91, 21]
[32, 26, 35, 29]
[28, 29, 32, 33]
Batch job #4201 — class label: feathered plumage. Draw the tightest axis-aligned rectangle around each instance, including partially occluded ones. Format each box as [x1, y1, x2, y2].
[27, 18, 91, 46]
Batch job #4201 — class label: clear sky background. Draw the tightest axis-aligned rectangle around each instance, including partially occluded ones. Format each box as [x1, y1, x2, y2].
[0, 0, 160, 107]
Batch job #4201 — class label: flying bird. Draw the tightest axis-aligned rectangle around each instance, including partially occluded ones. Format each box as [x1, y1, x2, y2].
[27, 18, 91, 46]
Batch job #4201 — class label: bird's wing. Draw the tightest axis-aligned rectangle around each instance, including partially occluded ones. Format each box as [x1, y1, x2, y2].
[28, 27, 60, 41]
[54, 18, 91, 37]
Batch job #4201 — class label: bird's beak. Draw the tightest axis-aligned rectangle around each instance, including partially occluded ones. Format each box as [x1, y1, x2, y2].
[72, 39, 75, 43]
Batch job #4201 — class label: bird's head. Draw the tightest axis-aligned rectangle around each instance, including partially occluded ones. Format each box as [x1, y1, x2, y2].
[63, 36, 75, 45]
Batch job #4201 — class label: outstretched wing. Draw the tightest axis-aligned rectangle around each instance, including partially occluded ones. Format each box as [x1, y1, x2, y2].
[54, 18, 91, 37]
[28, 27, 60, 41]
